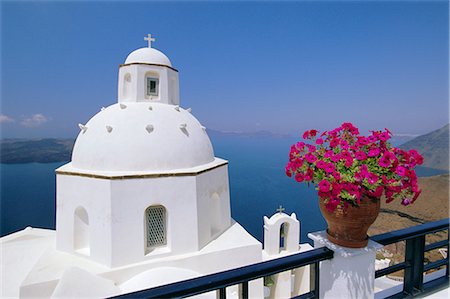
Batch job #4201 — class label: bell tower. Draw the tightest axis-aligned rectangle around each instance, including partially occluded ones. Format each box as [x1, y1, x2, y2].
[118, 34, 180, 105]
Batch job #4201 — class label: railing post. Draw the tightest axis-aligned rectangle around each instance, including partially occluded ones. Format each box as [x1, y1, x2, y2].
[447, 229, 449, 277]
[309, 261, 319, 298]
[404, 235, 425, 295]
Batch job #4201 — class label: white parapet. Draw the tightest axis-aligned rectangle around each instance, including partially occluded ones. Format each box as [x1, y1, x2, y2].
[308, 231, 383, 299]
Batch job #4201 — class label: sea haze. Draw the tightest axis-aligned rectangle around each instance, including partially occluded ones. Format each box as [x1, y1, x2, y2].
[0, 135, 447, 243]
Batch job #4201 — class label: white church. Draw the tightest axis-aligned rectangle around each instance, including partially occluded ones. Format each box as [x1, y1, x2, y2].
[1, 35, 313, 298]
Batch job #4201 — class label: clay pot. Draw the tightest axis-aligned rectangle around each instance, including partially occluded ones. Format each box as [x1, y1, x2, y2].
[319, 195, 380, 248]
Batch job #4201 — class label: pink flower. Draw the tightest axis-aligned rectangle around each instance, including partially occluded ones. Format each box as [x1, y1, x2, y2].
[395, 166, 408, 177]
[316, 160, 327, 169]
[325, 163, 335, 173]
[295, 173, 304, 182]
[330, 138, 340, 148]
[340, 140, 349, 149]
[318, 180, 331, 192]
[355, 151, 367, 161]
[367, 173, 379, 184]
[307, 145, 317, 152]
[304, 168, 314, 181]
[316, 138, 324, 145]
[305, 153, 318, 163]
[303, 129, 318, 139]
[295, 142, 305, 151]
[341, 151, 352, 160]
[368, 135, 377, 143]
[324, 150, 334, 158]
[357, 136, 369, 146]
[368, 148, 380, 157]
[401, 198, 411, 206]
[378, 132, 390, 141]
[325, 198, 339, 213]
[332, 172, 341, 180]
[409, 149, 424, 165]
[330, 154, 340, 162]
[302, 130, 310, 139]
[344, 158, 354, 168]
[367, 186, 384, 197]
[285, 165, 292, 177]
[378, 156, 391, 168]
[360, 164, 369, 176]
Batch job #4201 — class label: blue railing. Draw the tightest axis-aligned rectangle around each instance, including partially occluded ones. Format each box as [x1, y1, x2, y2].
[112, 218, 448, 299]
[372, 218, 449, 298]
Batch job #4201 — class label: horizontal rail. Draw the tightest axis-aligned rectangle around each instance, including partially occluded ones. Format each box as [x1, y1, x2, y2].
[424, 258, 449, 272]
[111, 247, 333, 299]
[375, 261, 410, 278]
[371, 218, 449, 246]
[373, 218, 449, 298]
[425, 239, 449, 252]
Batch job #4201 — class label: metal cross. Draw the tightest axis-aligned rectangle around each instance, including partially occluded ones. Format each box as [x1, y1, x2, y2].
[276, 205, 285, 214]
[144, 34, 156, 48]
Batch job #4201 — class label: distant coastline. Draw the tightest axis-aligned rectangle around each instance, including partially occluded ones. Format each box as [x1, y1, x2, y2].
[1, 124, 448, 170]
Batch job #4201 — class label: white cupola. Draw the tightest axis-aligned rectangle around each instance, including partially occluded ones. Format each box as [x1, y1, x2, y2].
[118, 34, 180, 105]
[55, 35, 232, 268]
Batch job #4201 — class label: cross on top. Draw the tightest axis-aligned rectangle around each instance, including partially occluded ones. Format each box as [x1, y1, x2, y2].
[276, 205, 285, 214]
[144, 34, 156, 48]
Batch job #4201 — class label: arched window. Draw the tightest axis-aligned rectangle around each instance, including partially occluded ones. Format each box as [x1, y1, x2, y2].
[144, 71, 159, 99]
[279, 222, 289, 253]
[145, 205, 167, 251]
[122, 73, 131, 100]
[74, 206, 90, 255]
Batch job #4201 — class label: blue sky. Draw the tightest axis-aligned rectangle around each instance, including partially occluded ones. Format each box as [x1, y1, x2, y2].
[1, 1, 448, 138]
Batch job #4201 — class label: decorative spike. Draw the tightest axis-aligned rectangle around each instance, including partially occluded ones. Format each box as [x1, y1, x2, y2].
[106, 125, 113, 133]
[148, 105, 153, 111]
[186, 108, 192, 113]
[263, 216, 269, 225]
[120, 103, 127, 109]
[101, 107, 106, 111]
[174, 105, 180, 112]
[145, 124, 154, 133]
[179, 123, 187, 129]
[78, 123, 88, 133]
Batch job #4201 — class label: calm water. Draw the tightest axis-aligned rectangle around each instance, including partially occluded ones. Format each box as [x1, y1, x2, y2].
[1, 136, 447, 243]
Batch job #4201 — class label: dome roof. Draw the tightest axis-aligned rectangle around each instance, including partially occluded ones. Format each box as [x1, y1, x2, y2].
[71, 103, 214, 172]
[124, 47, 172, 67]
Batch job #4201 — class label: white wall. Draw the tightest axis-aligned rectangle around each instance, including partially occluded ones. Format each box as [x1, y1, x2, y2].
[56, 175, 113, 266]
[110, 176, 199, 267]
[195, 165, 232, 248]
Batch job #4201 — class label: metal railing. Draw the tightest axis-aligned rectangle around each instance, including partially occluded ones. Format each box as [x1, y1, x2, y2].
[371, 218, 449, 297]
[111, 246, 334, 299]
[111, 219, 448, 299]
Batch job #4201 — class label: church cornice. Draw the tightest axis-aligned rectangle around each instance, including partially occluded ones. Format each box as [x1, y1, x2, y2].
[56, 161, 228, 180]
[119, 62, 178, 72]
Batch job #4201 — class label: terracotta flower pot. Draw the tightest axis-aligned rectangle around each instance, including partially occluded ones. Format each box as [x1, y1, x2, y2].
[319, 195, 380, 248]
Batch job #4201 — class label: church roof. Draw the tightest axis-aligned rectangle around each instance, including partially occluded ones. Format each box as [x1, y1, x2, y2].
[125, 47, 172, 67]
[70, 102, 214, 172]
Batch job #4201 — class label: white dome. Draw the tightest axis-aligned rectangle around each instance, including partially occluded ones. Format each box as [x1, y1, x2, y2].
[125, 47, 172, 67]
[71, 103, 214, 172]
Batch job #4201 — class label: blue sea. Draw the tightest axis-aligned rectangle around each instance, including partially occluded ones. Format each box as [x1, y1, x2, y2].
[1, 135, 447, 243]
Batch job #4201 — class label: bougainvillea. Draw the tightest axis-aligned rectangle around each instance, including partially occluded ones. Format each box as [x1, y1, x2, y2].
[286, 122, 423, 213]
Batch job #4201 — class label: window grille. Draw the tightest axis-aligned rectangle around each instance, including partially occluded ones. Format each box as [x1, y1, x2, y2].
[146, 205, 166, 248]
